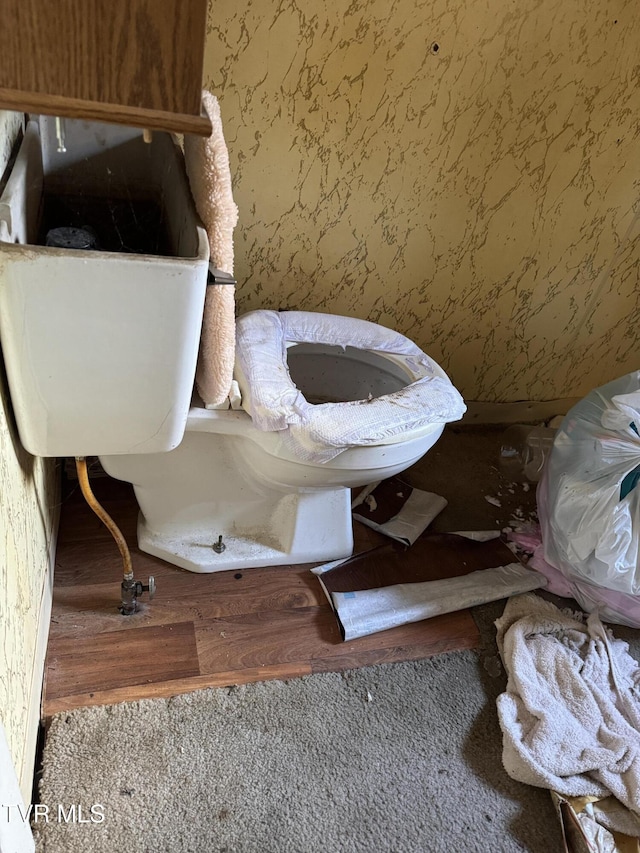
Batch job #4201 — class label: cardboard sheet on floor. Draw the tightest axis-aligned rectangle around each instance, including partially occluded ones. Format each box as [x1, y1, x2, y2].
[312, 534, 546, 641]
[550, 791, 640, 853]
[351, 477, 447, 545]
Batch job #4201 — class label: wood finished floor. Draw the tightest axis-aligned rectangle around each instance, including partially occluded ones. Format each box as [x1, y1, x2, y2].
[43, 474, 486, 718]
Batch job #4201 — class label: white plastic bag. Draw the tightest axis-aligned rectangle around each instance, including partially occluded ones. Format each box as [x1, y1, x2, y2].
[538, 371, 640, 623]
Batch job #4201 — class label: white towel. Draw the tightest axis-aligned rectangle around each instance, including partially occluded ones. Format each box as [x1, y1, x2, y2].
[495, 594, 640, 833]
[184, 91, 239, 407]
[235, 310, 466, 462]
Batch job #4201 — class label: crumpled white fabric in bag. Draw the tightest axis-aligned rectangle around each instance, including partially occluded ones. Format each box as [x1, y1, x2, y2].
[235, 310, 466, 462]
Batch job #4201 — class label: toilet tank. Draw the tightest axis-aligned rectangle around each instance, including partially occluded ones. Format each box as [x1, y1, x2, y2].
[0, 118, 209, 457]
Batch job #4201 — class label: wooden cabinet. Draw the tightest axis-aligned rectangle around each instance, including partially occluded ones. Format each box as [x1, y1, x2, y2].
[0, 0, 211, 135]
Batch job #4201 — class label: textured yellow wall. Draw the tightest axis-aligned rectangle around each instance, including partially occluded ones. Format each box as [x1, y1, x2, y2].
[203, 0, 640, 403]
[0, 110, 57, 798]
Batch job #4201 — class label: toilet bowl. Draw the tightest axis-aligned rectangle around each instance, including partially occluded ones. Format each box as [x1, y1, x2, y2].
[100, 310, 465, 573]
[0, 120, 464, 576]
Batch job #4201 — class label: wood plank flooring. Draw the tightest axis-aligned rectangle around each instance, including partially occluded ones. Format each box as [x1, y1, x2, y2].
[43, 473, 494, 718]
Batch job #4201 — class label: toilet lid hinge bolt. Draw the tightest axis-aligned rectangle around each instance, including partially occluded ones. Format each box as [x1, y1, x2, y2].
[212, 535, 226, 554]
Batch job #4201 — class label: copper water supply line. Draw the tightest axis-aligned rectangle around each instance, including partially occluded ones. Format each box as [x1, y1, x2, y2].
[75, 457, 155, 614]
[75, 456, 133, 581]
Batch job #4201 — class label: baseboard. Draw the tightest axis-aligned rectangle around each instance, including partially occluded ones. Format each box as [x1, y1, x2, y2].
[462, 398, 579, 425]
[19, 464, 60, 806]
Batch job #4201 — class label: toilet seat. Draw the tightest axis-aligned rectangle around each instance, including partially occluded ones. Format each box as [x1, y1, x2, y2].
[235, 310, 466, 462]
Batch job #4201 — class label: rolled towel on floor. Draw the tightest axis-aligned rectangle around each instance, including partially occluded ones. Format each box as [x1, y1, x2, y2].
[184, 91, 239, 407]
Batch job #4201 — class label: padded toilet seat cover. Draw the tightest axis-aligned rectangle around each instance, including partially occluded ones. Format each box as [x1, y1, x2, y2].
[235, 310, 466, 462]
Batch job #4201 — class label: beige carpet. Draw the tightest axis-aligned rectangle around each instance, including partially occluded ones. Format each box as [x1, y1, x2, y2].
[34, 623, 565, 853]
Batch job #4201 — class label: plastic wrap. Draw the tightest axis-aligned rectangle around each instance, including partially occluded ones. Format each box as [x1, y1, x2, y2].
[537, 371, 640, 625]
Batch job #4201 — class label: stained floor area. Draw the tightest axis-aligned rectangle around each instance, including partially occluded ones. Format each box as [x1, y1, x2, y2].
[43, 424, 540, 717]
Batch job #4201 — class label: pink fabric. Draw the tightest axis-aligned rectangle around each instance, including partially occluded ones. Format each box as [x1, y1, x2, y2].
[508, 526, 576, 598]
[508, 507, 640, 628]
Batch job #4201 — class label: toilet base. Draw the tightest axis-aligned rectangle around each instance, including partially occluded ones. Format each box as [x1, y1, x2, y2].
[136, 487, 354, 573]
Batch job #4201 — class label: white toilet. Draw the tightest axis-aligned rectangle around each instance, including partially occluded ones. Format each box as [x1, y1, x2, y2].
[0, 119, 466, 574]
[100, 309, 466, 572]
